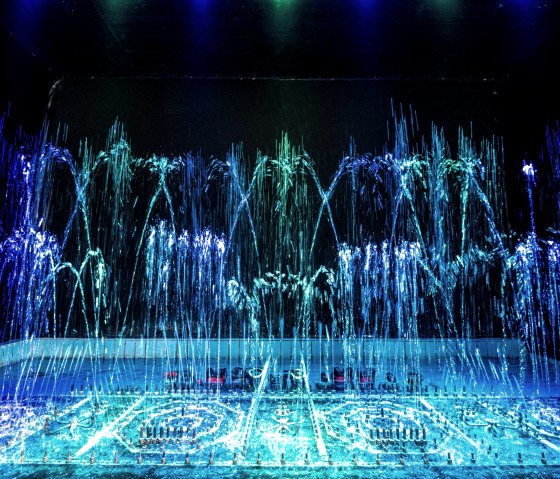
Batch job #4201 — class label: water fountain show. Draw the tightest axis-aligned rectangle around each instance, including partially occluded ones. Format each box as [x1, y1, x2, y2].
[1, 0, 560, 477]
[1, 108, 560, 478]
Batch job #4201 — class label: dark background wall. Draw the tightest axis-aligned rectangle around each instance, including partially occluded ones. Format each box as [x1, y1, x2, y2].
[51, 77, 501, 162]
[0, 28, 53, 133]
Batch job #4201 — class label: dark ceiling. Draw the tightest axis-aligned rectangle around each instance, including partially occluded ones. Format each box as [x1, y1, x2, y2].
[1, 0, 559, 164]
[1, 0, 559, 80]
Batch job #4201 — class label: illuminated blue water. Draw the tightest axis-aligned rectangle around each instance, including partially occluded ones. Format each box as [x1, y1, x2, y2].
[2, 117, 560, 477]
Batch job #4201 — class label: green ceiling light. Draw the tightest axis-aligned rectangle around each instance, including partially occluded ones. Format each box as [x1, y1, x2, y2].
[105, 0, 129, 13]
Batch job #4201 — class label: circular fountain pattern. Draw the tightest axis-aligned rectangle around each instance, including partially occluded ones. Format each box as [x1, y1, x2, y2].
[0, 389, 559, 469]
[321, 397, 437, 463]
[119, 396, 246, 459]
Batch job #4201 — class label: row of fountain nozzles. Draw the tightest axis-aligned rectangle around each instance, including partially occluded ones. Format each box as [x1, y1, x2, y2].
[27, 449, 551, 466]
[139, 424, 196, 439]
[370, 426, 427, 441]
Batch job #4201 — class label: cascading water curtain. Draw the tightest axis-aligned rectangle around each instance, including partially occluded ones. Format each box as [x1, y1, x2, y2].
[2, 113, 560, 397]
